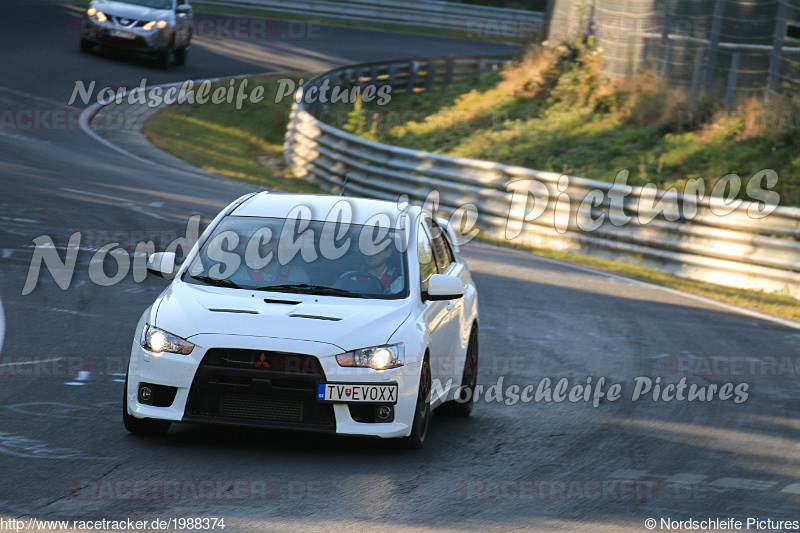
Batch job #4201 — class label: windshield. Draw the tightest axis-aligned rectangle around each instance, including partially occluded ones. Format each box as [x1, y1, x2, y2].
[117, 0, 173, 9]
[184, 216, 409, 300]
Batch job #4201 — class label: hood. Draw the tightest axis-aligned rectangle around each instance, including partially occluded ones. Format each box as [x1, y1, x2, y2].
[92, 0, 172, 20]
[152, 281, 412, 353]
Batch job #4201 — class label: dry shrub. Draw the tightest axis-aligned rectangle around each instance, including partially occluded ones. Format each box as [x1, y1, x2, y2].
[731, 94, 800, 139]
[498, 44, 554, 95]
[618, 73, 686, 128]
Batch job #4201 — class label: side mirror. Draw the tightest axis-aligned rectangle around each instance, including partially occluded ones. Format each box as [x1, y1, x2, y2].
[176, 5, 191, 14]
[147, 252, 177, 279]
[423, 274, 464, 302]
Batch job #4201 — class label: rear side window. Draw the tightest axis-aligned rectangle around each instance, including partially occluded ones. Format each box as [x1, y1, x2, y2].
[418, 223, 437, 291]
[427, 219, 454, 273]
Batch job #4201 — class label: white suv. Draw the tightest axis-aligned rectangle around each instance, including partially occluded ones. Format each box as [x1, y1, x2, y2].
[124, 193, 480, 448]
[80, 0, 193, 68]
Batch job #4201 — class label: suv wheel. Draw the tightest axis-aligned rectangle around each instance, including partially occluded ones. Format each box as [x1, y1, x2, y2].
[174, 45, 188, 66]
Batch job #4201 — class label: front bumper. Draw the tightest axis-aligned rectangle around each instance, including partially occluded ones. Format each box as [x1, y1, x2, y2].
[81, 16, 170, 52]
[126, 334, 420, 438]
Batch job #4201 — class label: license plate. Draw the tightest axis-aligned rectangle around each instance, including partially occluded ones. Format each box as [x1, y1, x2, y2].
[112, 29, 135, 39]
[317, 383, 397, 404]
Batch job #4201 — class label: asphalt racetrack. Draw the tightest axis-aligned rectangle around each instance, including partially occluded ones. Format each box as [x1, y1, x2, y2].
[1, 1, 799, 531]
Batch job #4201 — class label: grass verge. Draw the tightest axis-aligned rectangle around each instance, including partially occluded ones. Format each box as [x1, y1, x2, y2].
[329, 40, 800, 204]
[142, 74, 320, 193]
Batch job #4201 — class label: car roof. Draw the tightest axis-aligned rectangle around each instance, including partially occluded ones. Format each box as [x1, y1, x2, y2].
[231, 192, 424, 227]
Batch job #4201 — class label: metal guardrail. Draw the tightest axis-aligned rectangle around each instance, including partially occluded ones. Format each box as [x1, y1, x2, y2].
[191, 0, 544, 36]
[284, 55, 800, 298]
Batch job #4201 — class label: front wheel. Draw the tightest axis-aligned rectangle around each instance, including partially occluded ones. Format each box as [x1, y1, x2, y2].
[123, 375, 171, 435]
[438, 326, 478, 417]
[174, 44, 189, 66]
[403, 358, 431, 449]
[155, 46, 171, 69]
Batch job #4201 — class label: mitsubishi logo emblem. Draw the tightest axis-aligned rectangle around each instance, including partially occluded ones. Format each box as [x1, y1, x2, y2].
[255, 353, 270, 368]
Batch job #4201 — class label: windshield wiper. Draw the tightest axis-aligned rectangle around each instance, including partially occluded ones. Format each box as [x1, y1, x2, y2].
[190, 275, 243, 289]
[255, 283, 364, 298]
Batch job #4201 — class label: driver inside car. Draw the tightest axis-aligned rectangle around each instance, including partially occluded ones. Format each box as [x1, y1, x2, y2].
[365, 245, 403, 292]
[336, 244, 404, 294]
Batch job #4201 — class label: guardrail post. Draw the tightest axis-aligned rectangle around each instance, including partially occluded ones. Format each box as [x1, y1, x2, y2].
[355, 67, 367, 87]
[331, 71, 343, 89]
[369, 65, 380, 85]
[444, 58, 455, 86]
[406, 61, 419, 93]
[386, 63, 397, 87]
[424, 61, 438, 92]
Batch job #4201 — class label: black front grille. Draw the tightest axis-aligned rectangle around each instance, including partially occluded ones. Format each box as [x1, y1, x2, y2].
[219, 393, 302, 421]
[109, 15, 145, 27]
[184, 349, 334, 431]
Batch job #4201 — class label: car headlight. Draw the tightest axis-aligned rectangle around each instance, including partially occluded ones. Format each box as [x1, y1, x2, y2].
[87, 7, 96, 16]
[95, 10, 107, 22]
[336, 343, 404, 370]
[140, 325, 194, 355]
[144, 20, 168, 31]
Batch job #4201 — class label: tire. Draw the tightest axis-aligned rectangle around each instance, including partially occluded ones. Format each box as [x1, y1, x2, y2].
[438, 326, 478, 417]
[403, 358, 431, 449]
[80, 39, 93, 53]
[175, 33, 191, 66]
[174, 45, 188, 66]
[155, 48, 170, 69]
[123, 375, 171, 435]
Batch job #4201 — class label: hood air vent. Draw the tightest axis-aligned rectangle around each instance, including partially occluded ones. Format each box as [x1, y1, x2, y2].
[289, 314, 342, 322]
[264, 298, 302, 306]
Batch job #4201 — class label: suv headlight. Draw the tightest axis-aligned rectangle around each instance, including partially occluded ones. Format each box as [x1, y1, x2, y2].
[144, 20, 168, 30]
[140, 325, 194, 355]
[336, 343, 404, 370]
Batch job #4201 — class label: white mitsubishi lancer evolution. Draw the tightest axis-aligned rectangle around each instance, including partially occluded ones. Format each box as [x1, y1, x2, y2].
[125, 193, 479, 448]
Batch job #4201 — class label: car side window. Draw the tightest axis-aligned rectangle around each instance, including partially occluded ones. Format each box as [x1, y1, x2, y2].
[417, 223, 437, 292]
[427, 219, 454, 274]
